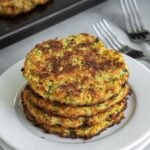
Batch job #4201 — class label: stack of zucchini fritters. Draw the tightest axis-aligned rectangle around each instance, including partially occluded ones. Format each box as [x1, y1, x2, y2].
[22, 33, 131, 139]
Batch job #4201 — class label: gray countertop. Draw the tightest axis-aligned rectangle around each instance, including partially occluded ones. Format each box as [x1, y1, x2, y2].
[0, 0, 150, 149]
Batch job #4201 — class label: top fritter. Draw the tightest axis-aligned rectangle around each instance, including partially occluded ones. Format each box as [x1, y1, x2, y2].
[0, 0, 49, 16]
[23, 33, 129, 106]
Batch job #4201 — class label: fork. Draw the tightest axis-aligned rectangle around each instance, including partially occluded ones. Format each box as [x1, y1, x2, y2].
[93, 19, 150, 62]
[120, 0, 150, 42]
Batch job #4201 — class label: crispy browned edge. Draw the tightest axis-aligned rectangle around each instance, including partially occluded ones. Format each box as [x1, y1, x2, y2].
[21, 82, 131, 118]
[22, 99, 127, 139]
[23, 80, 129, 106]
[25, 109, 125, 139]
[35, 99, 127, 120]
[28, 81, 128, 106]
[22, 91, 127, 128]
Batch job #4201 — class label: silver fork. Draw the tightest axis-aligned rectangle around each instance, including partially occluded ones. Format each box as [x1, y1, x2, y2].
[120, 0, 150, 42]
[93, 19, 150, 61]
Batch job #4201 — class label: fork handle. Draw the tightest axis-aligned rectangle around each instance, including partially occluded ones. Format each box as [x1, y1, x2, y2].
[145, 34, 150, 42]
[119, 46, 144, 58]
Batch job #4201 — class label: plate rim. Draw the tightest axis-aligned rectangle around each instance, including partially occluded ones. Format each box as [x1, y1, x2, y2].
[0, 55, 150, 150]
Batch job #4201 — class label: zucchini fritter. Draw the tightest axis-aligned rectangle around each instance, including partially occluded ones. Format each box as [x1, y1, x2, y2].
[0, 0, 49, 16]
[22, 90, 126, 128]
[23, 33, 129, 106]
[25, 108, 125, 139]
[22, 84, 130, 118]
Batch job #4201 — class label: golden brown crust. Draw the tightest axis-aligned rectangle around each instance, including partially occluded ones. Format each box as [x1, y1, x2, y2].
[0, 0, 50, 16]
[22, 86, 127, 128]
[22, 33, 130, 139]
[22, 84, 130, 118]
[25, 108, 125, 139]
[23, 33, 129, 106]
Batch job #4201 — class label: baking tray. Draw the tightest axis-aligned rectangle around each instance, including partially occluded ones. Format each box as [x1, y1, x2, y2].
[0, 0, 105, 49]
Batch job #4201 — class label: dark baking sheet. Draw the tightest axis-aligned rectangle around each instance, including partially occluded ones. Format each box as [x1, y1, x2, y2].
[0, 0, 105, 49]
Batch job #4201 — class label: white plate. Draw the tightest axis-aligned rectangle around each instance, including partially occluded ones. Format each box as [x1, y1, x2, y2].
[0, 55, 150, 150]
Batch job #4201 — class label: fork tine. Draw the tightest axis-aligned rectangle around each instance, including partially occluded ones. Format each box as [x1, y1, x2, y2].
[99, 20, 124, 50]
[121, 0, 136, 33]
[132, 0, 146, 31]
[120, 0, 132, 33]
[128, 0, 141, 32]
[93, 23, 117, 49]
[125, 0, 137, 33]
[97, 21, 119, 50]
[102, 20, 124, 49]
